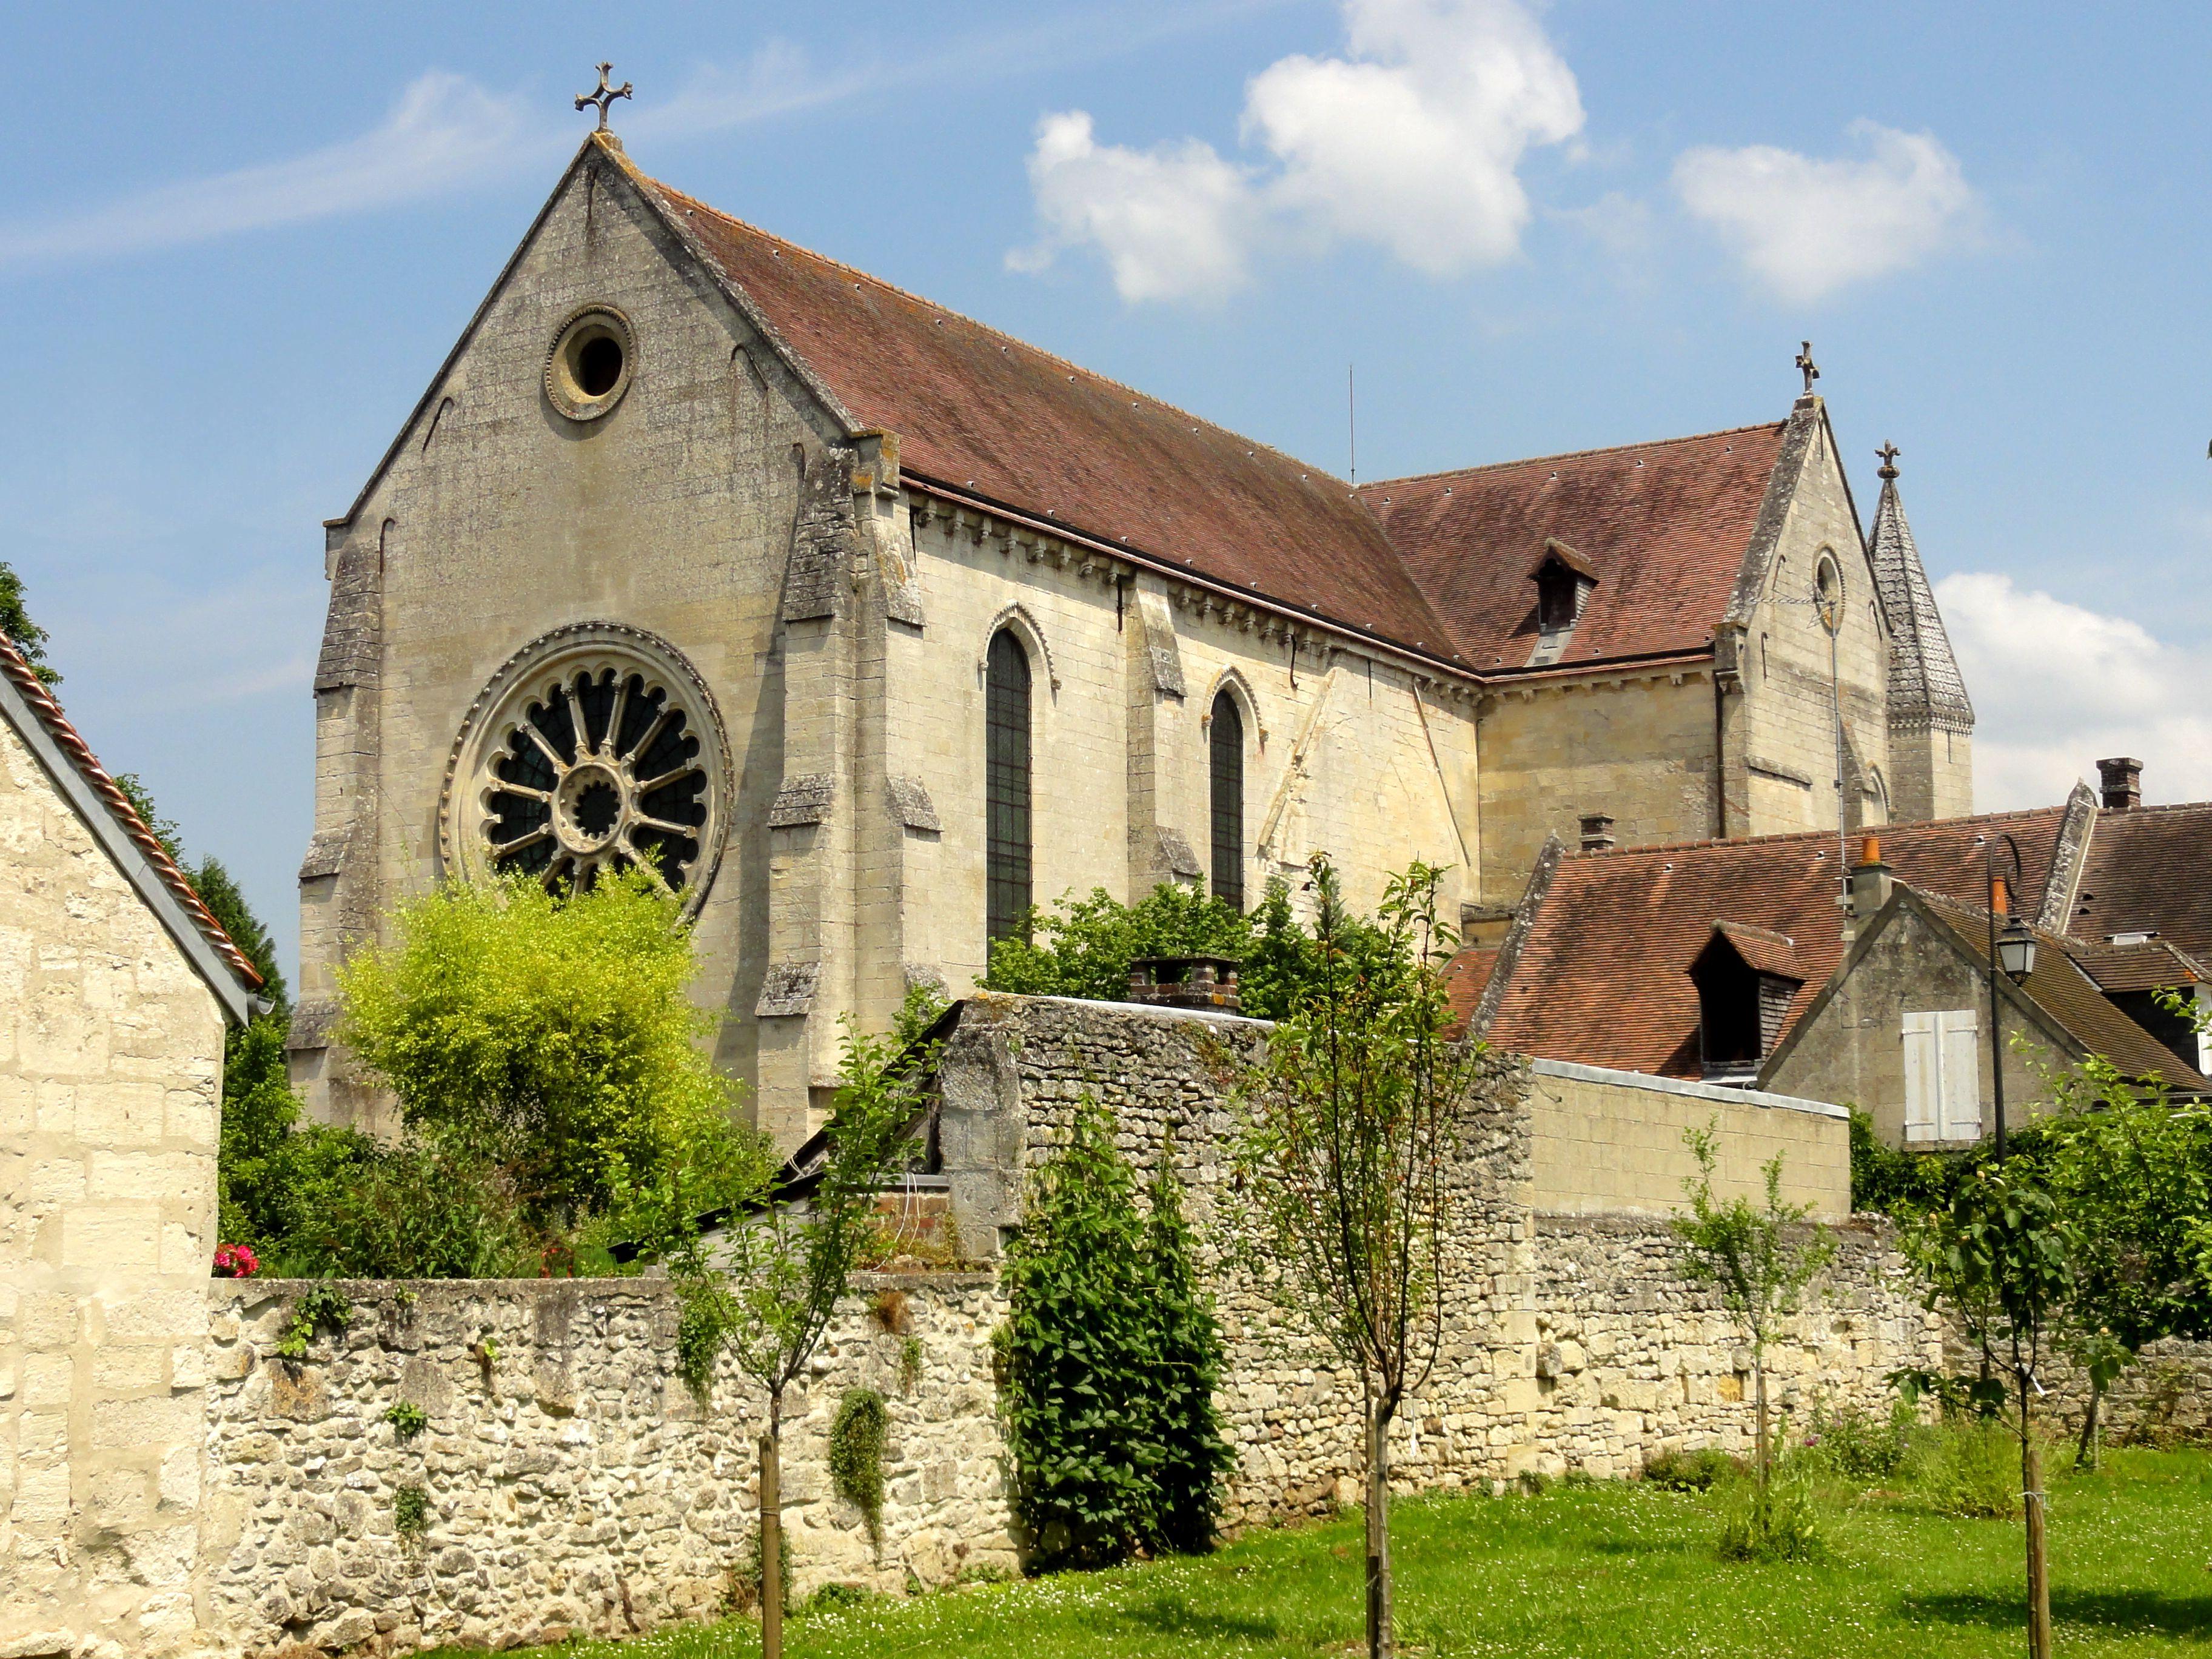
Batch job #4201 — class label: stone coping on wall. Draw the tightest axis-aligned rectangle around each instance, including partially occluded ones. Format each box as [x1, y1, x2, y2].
[1529, 1056, 1848, 1118]
[207, 1269, 1002, 1301]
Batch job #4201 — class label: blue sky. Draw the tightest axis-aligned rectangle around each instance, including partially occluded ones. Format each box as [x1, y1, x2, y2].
[7, 1, 2211, 987]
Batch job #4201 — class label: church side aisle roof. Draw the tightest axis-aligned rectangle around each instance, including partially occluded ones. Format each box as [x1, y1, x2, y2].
[1867, 469, 1974, 727]
[632, 172, 1462, 665]
[1356, 424, 1789, 668]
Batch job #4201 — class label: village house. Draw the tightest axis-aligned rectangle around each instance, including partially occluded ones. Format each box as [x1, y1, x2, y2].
[1460, 759, 2212, 1144]
[0, 637, 263, 1659]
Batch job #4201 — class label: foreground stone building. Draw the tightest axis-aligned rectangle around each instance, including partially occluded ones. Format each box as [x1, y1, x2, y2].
[0, 639, 263, 1659]
[290, 129, 1974, 1143]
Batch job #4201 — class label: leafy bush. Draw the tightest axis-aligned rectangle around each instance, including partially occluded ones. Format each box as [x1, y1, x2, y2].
[1803, 1398, 1914, 1482]
[1000, 1100, 1233, 1567]
[1909, 1417, 2022, 1520]
[1641, 1446, 1743, 1493]
[1717, 1461, 1824, 1561]
[338, 868, 765, 1233]
[394, 1483, 430, 1540]
[384, 1401, 429, 1440]
[275, 1284, 353, 1360]
[830, 1388, 890, 1554]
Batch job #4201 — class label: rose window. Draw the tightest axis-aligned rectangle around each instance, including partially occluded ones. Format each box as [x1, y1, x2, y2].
[442, 625, 731, 911]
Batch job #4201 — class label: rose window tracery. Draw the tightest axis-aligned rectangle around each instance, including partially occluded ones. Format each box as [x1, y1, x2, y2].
[442, 625, 731, 912]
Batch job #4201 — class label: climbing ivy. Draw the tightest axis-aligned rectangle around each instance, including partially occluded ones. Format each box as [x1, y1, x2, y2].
[275, 1285, 353, 1361]
[828, 1388, 890, 1555]
[999, 1101, 1232, 1567]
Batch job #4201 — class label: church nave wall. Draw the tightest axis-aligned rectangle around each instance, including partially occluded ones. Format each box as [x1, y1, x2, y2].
[1472, 669, 1719, 906]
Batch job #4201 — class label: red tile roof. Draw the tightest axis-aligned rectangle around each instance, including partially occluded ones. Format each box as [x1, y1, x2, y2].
[2066, 803, 2212, 969]
[0, 637, 263, 992]
[1442, 945, 1501, 1031]
[632, 171, 1463, 665]
[2062, 937, 2206, 994]
[1918, 894, 2210, 1093]
[1709, 920, 1803, 980]
[1479, 806, 2072, 1078]
[1356, 423, 1789, 668]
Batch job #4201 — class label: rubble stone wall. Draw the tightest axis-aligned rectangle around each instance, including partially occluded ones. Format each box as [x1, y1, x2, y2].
[199, 1275, 1013, 1657]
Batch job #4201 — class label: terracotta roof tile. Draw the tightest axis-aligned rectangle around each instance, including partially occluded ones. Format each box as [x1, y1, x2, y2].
[1442, 945, 1501, 1031]
[1480, 806, 2072, 1078]
[1919, 894, 2210, 1093]
[635, 175, 1461, 663]
[0, 636, 262, 991]
[2068, 803, 2212, 968]
[1709, 920, 1803, 980]
[2062, 937, 2206, 994]
[1356, 423, 1788, 668]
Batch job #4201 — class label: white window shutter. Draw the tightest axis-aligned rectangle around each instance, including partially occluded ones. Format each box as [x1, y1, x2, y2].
[1939, 1010, 1981, 1141]
[1902, 1012, 1937, 1142]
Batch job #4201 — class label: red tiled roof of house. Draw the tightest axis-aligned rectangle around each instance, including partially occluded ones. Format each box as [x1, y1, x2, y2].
[1918, 894, 2211, 1093]
[1479, 806, 2072, 1078]
[634, 173, 1464, 665]
[2066, 802, 2212, 968]
[0, 637, 263, 991]
[1356, 423, 1790, 668]
[2062, 936, 2206, 994]
[1709, 920, 1803, 980]
[1441, 945, 1501, 1031]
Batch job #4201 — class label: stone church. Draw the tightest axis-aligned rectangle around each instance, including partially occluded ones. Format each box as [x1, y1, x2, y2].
[288, 130, 1974, 1144]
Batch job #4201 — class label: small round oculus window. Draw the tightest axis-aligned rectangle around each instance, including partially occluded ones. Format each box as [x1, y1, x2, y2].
[442, 624, 731, 911]
[545, 305, 635, 421]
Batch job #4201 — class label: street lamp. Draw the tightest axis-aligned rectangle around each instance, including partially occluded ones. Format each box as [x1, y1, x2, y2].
[1984, 834, 2030, 1161]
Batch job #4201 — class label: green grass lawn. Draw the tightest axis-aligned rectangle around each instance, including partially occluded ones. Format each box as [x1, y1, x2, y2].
[482, 1450, 2212, 1658]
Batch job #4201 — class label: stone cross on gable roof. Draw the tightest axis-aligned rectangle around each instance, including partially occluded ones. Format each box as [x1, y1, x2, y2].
[575, 62, 632, 133]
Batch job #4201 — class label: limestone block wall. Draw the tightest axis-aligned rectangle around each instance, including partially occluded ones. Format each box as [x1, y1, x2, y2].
[1733, 417, 1892, 839]
[899, 509, 1481, 995]
[1472, 667, 1719, 905]
[0, 715, 227, 1659]
[1524, 1059, 1849, 1220]
[199, 1275, 1014, 1655]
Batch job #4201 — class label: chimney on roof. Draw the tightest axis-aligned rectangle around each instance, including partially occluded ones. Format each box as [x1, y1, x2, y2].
[2097, 757, 2142, 811]
[1578, 813, 1617, 853]
[1848, 833, 1894, 920]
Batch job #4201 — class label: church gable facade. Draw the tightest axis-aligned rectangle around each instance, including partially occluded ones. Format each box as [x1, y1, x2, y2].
[289, 134, 1974, 1142]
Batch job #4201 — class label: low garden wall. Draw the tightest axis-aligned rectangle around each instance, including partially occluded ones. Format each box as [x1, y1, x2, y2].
[200, 1273, 1014, 1655]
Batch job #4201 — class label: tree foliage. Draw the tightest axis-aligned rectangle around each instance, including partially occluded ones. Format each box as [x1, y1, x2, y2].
[980, 877, 1396, 1022]
[1224, 855, 1509, 1659]
[0, 555, 57, 684]
[337, 868, 762, 1232]
[1000, 1104, 1232, 1568]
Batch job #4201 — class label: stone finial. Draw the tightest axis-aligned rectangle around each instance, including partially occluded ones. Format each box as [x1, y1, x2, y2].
[1795, 341, 1820, 396]
[1877, 441, 1900, 481]
[575, 62, 633, 133]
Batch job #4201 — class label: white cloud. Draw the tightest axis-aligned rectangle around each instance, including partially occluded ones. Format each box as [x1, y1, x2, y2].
[1013, 0, 1583, 301]
[1936, 572, 2212, 809]
[0, 73, 550, 270]
[1673, 120, 1977, 304]
[1009, 113, 1260, 303]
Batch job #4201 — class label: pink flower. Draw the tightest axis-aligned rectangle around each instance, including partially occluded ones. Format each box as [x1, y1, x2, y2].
[213, 1244, 261, 1279]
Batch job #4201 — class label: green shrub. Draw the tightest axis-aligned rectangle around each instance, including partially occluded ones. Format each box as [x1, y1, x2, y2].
[1000, 1101, 1233, 1567]
[1910, 1417, 2022, 1519]
[829, 1388, 890, 1554]
[384, 1400, 429, 1441]
[1717, 1461, 1824, 1561]
[1803, 1398, 1914, 1482]
[337, 868, 763, 1233]
[1641, 1446, 1743, 1493]
[394, 1483, 430, 1539]
[982, 882, 1253, 1003]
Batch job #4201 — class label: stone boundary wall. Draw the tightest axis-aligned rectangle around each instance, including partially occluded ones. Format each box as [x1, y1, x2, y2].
[933, 994, 1940, 1523]
[199, 1275, 1012, 1656]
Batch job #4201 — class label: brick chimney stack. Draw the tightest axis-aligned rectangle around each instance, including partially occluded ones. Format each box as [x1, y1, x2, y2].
[1578, 813, 1617, 853]
[2096, 757, 2143, 811]
[1848, 833, 1894, 919]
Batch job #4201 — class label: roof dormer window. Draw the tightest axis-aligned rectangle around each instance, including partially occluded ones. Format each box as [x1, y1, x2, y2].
[1526, 538, 1599, 666]
[1690, 922, 1804, 1085]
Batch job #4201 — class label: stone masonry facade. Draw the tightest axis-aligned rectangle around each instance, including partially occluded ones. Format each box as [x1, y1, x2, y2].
[1, 714, 229, 1659]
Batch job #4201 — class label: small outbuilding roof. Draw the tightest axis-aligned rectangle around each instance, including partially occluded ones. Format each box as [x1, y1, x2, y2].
[0, 636, 264, 1022]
